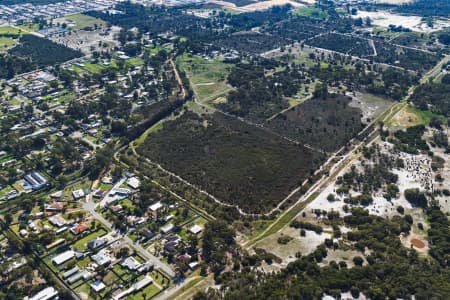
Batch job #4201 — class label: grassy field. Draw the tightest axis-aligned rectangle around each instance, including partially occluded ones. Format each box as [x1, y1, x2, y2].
[59, 13, 106, 30]
[0, 26, 23, 52]
[387, 104, 446, 129]
[72, 228, 107, 251]
[0, 36, 17, 52]
[0, 26, 22, 35]
[82, 62, 105, 74]
[293, 7, 328, 20]
[16, 23, 40, 33]
[176, 53, 232, 102]
[127, 57, 144, 66]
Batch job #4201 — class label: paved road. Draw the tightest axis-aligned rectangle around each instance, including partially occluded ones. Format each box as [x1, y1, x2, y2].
[82, 194, 175, 277]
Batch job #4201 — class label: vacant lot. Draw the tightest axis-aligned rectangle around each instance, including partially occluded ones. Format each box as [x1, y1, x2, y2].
[50, 25, 119, 54]
[54, 13, 106, 30]
[0, 26, 22, 52]
[177, 54, 233, 102]
[138, 111, 319, 213]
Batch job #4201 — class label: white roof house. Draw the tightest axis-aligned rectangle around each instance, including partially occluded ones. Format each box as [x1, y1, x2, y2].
[24, 286, 58, 300]
[188, 224, 203, 235]
[48, 215, 66, 227]
[121, 256, 141, 270]
[161, 223, 174, 234]
[90, 280, 106, 293]
[149, 201, 163, 212]
[72, 189, 85, 199]
[133, 276, 152, 291]
[52, 250, 75, 265]
[188, 261, 199, 270]
[126, 177, 140, 189]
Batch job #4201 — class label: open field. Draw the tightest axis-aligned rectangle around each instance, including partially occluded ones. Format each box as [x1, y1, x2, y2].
[54, 13, 106, 30]
[349, 92, 393, 123]
[176, 54, 232, 102]
[387, 105, 445, 130]
[239, 0, 303, 11]
[0, 26, 22, 35]
[207, 0, 307, 12]
[293, 6, 328, 20]
[254, 226, 331, 267]
[137, 111, 318, 214]
[49, 25, 119, 54]
[0, 37, 17, 52]
[0, 26, 23, 52]
[353, 10, 449, 33]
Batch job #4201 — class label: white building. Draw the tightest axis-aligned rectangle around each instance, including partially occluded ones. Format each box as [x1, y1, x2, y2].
[52, 250, 75, 265]
[24, 286, 58, 300]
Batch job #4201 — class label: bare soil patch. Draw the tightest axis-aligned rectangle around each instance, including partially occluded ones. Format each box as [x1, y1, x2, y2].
[411, 238, 425, 248]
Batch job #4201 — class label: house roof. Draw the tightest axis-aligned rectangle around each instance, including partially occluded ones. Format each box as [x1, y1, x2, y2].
[70, 222, 88, 235]
[90, 280, 106, 292]
[189, 224, 203, 234]
[149, 201, 163, 212]
[52, 250, 75, 265]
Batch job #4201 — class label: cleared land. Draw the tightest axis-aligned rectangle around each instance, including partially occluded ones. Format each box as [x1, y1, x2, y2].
[53, 13, 106, 30]
[177, 54, 233, 102]
[137, 111, 319, 214]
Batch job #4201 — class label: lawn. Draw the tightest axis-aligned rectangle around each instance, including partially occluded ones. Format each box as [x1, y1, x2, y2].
[0, 26, 22, 52]
[127, 57, 144, 66]
[56, 91, 76, 104]
[128, 282, 161, 300]
[0, 26, 22, 35]
[61, 13, 106, 30]
[406, 105, 446, 125]
[63, 179, 92, 201]
[75, 280, 93, 296]
[99, 182, 113, 191]
[103, 269, 122, 286]
[0, 36, 18, 52]
[119, 198, 135, 212]
[293, 6, 328, 20]
[112, 264, 130, 277]
[82, 62, 105, 74]
[150, 270, 168, 286]
[16, 23, 40, 33]
[114, 264, 134, 281]
[72, 228, 107, 251]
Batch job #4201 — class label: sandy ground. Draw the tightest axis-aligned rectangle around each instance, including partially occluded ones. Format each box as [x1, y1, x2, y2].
[353, 11, 449, 33]
[240, 0, 304, 11]
[423, 130, 450, 213]
[400, 232, 429, 254]
[254, 226, 331, 267]
[389, 107, 421, 130]
[207, 0, 305, 12]
[50, 26, 120, 54]
[348, 92, 392, 123]
[305, 140, 434, 219]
